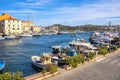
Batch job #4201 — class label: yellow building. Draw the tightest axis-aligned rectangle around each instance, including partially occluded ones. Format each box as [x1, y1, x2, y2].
[31, 26, 40, 33]
[22, 20, 33, 33]
[0, 13, 23, 35]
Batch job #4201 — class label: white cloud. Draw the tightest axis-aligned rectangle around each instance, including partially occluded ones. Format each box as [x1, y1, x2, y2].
[1, 0, 120, 26]
[15, 0, 54, 8]
[38, 0, 120, 25]
[0, 9, 39, 13]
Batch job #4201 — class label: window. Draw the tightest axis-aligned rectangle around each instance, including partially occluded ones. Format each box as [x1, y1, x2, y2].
[17, 28, 19, 30]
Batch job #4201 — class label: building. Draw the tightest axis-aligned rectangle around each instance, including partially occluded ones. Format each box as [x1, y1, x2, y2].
[31, 26, 40, 33]
[0, 13, 23, 35]
[22, 20, 33, 33]
[50, 25, 59, 33]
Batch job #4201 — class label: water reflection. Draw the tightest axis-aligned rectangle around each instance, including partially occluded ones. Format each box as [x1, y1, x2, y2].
[0, 39, 22, 46]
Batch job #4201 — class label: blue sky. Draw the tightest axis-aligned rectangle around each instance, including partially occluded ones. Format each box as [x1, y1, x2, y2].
[0, 0, 120, 26]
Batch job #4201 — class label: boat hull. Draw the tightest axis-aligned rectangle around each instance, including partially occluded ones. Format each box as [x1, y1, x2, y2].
[0, 61, 5, 71]
[31, 56, 53, 69]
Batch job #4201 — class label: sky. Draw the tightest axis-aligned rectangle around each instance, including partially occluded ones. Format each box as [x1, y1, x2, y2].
[0, 0, 120, 26]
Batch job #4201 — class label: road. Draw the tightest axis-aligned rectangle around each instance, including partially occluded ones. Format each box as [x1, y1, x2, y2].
[46, 51, 120, 80]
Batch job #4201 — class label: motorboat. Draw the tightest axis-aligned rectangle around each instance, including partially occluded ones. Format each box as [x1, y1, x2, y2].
[52, 53, 67, 64]
[0, 37, 5, 41]
[0, 61, 5, 71]
[31, 54, 53, 69]
[51, 45, 78, 64]
[4, 35, 16, 40]
[20, 33, 33, 38]
[32, 33, 42, 37]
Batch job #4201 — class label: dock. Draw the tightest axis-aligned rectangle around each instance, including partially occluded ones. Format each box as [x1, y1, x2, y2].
[24, 72, 43, 80]
[24, 71, 59, 80]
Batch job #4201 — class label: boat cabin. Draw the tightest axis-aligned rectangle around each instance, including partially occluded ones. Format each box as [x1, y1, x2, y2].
[41, 54, 52, 64]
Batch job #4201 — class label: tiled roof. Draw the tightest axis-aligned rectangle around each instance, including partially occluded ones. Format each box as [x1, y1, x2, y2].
[0, 13, 19, 21]
[5, 17, 19, 20]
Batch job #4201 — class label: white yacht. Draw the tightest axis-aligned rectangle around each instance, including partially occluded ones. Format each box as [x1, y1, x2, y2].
[4, 35, 16, 40]
[0, 37, 5, 40]
[32, 33, 42, 37]
[20, 33, 33, 38]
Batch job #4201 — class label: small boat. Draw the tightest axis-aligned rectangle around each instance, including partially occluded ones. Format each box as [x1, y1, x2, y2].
[0, 37, 5, 41]
[52, 53, 67, 64]
[4, 35, 16, 40]
[31, 54, 53, 69]
[0, 61, 5, 71]
[20, 33, 33, 38]
[51, 45, 78, 64]
[32, 33, 42, 37]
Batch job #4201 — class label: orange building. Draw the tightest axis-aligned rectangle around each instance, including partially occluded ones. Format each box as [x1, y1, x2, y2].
[0, 13, 11, 20]
[0, 13, 23, 35]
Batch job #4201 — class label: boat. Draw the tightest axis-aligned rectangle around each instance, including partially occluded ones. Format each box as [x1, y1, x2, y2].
[4, 35, 16, 40]
[0, 37, 5, 41]
[52, 53, 67, 64]
[31, 54, 53, 69]
[32, 33, 42, 37]
[69, 39, 97, 50]
[51, 45, 78, 63]
[0, 61, 5, 71]
[20, 33, 33, 38]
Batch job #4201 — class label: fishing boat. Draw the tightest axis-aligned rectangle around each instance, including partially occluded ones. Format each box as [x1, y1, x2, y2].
[31, 54, 53, 69]
[0, 61, 5, 71]
[51, 45, 78, 63]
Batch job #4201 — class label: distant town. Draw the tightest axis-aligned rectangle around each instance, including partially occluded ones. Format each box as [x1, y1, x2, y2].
[0, 13, 120, 38]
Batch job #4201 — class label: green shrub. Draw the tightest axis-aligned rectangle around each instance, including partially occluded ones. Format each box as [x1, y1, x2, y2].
[87, 52, 95, 60]
[41, 69, 47, 75]
[0, 71, 23, 80]
[12, 71, 23, 80]
[113, 46, 118, 50]
[98, 48, 108, 56]
[71, 62, 78, 67]
[65, 54, 85, 67]
[47, 65, 57, 73]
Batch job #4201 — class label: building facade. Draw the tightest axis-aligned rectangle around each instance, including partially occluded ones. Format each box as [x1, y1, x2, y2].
[31, 26, 40, 33]
[0, 13, 23, 35]
[22, 20, 33, 33]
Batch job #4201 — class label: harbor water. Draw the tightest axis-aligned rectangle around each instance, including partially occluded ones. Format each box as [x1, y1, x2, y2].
[0, 32, 91, 76]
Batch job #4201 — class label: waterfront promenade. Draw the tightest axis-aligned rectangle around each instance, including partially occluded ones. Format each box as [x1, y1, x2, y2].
[45, 49, 120, 80]
[23, 49, 120, 80]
